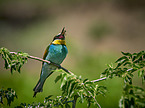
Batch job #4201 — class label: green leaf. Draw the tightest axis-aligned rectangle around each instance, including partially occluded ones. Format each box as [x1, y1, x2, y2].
[60, 73, 67, 88]
[65, 103, 70, 108]
[10, 66, 14, 74]
[45, 95, 53, 100]
[0, 47, 29, 74]
[121, 52, 132, 58]
[18, 52, 29, 57]
[115, 56, 129, 68]
[138, 70, 143, 77]
[143, 54, 145, 59]
[62, 81, 68, 94]
[55, 74, 62, 83]
[124, 75, 132, 84]
[79, 91, 84, 103]
[123, 62, 131, 66]
[69, 82, 76, 97]
[0, 48, 2, 54]
[18, 64, 22, 73]
[115, 56, 128, 63]
[85, 81, 93, 85]
[132, 55, 137, 61]
[83, 79, 89, 83]
[0, 88, 17, 106]
[136, 51, 144, 60]
[66, 80, 74, 96]
[116, 63, 122, 68]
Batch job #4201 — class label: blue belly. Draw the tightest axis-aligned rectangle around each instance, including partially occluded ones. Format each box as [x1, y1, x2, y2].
[45, 44, 68, 64]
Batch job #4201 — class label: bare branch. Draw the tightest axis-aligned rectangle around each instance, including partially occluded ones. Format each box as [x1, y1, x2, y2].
[91, 77, 107, 83]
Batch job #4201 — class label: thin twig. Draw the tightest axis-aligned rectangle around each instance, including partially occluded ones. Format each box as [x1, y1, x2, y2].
[10, 52, 106, 82]
[72, 95, 78, 108]
[91, 77, 107, 83]
[82, 84, 101, 108]
[10, 52, 73, 75]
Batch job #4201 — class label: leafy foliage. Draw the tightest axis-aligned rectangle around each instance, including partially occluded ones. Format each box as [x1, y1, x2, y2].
[16, 73, 107, 108]
[56, 73, 107, 107]
[0, 47, 107, 108]
[16, 95, 72, 108]
[0, 47, 145, 108]
[0, 88, 17, 106]
[0, 47, 28, 74]
[101, 51, 145, 108]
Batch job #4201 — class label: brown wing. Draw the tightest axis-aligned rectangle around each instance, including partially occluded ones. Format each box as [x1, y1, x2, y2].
[43, 45, 50, 60]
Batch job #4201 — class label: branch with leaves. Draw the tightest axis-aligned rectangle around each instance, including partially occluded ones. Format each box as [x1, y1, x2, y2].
[0, 47, 145, 108]
[0, 48, 72, 75]
[101, 51, 145, 108]
[0, 47, 106, 108]
[0, 88, 17, 106]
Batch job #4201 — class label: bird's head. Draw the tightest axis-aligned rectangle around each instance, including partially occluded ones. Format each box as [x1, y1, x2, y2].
[53, 27, 66, 41]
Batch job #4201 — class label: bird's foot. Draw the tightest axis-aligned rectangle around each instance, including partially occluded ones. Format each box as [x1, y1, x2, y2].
[57, 64, 61, 69]
[51, 62, 61, 69]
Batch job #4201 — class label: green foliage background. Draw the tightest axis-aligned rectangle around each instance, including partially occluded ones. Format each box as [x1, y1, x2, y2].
[0, 0, 145, 107]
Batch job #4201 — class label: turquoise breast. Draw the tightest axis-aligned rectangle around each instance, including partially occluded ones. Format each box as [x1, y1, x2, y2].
[45, 44, 68, 64]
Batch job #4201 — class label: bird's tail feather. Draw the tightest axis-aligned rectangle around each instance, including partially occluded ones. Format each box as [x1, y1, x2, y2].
[33, 72, 53, 97]
[33, 79, 44, 97]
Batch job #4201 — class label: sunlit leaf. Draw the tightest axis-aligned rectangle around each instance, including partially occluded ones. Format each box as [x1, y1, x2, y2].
[115, 56, 128, 63]
[66, 80, 74, 96]
[62, 81, 68, 94]
[60, 73, 67, 88]
[69, 82, 76, 97]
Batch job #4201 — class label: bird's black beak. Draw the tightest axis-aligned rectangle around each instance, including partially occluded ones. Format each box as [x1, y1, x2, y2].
[61, 27, 66, 36]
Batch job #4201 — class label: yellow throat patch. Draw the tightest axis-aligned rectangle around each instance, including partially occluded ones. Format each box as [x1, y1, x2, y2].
[52, 39, 66, 45]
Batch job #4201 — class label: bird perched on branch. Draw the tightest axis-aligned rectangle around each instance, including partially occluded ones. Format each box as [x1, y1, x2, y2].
[33, 27, 68, 97]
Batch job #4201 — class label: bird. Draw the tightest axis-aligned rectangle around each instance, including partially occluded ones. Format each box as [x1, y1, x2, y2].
[33, 27, 68, 97]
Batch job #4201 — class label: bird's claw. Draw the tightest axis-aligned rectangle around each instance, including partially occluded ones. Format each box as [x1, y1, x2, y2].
[57, 64, 61, 69]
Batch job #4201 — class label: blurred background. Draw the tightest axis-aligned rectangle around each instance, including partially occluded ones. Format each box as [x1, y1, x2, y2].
[0, 0, 145, 107]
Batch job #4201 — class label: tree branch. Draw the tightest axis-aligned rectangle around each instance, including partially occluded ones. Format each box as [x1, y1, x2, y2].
[91, 77, 107, 83]
[82, 84, 101, 108]
[10, 52, 106, 83]
[72, 95, 78, 108]
[10, 52, 73, 75]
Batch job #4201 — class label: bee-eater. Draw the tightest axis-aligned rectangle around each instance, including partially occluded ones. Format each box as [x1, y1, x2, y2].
[33, 28, 68, 97]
